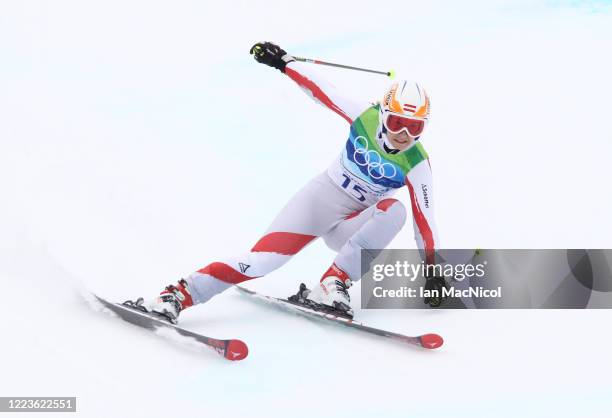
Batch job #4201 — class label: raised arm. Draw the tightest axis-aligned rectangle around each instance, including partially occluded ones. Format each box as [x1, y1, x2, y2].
[250, 41, 368, 124]
[283, 61, 367, 124]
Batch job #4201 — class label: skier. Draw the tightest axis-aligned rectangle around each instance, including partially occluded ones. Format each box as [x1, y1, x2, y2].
[144, 42, 446, 323]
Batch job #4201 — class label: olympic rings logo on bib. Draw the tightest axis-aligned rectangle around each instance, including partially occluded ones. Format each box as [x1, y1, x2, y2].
[352, 136, 397, 180]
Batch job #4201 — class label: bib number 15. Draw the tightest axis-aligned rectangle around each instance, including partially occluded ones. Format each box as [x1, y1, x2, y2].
[341, 174, 367, 202]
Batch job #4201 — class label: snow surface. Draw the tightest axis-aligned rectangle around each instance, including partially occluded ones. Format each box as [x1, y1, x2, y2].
[1, 1, 612, 417]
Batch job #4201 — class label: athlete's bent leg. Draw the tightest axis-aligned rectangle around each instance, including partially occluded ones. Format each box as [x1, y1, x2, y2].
[323, 198, 407, 281]
[305, 198, 406, 317]
[149, 173, 358, 320]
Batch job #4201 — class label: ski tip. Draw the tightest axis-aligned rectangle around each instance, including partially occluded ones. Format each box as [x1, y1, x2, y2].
[225, 339, 249, 361]
[419, 333, 444, 349]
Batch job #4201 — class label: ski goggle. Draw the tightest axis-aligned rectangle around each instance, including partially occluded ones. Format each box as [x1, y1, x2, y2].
[383, 113, 426, 137]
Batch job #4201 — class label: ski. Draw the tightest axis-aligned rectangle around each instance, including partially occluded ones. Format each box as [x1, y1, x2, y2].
[235, 285, 443, 350]
[92, 294, 248, 361]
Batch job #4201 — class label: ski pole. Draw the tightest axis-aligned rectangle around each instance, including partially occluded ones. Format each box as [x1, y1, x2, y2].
[292, 56, 396, 79]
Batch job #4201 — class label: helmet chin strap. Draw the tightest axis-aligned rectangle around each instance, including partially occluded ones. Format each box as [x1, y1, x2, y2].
[377, 125, 400, 154]
[377, 124, 421, 155]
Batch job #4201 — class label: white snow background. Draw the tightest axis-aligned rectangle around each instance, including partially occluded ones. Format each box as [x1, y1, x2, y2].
[1, 1, 611, 417]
